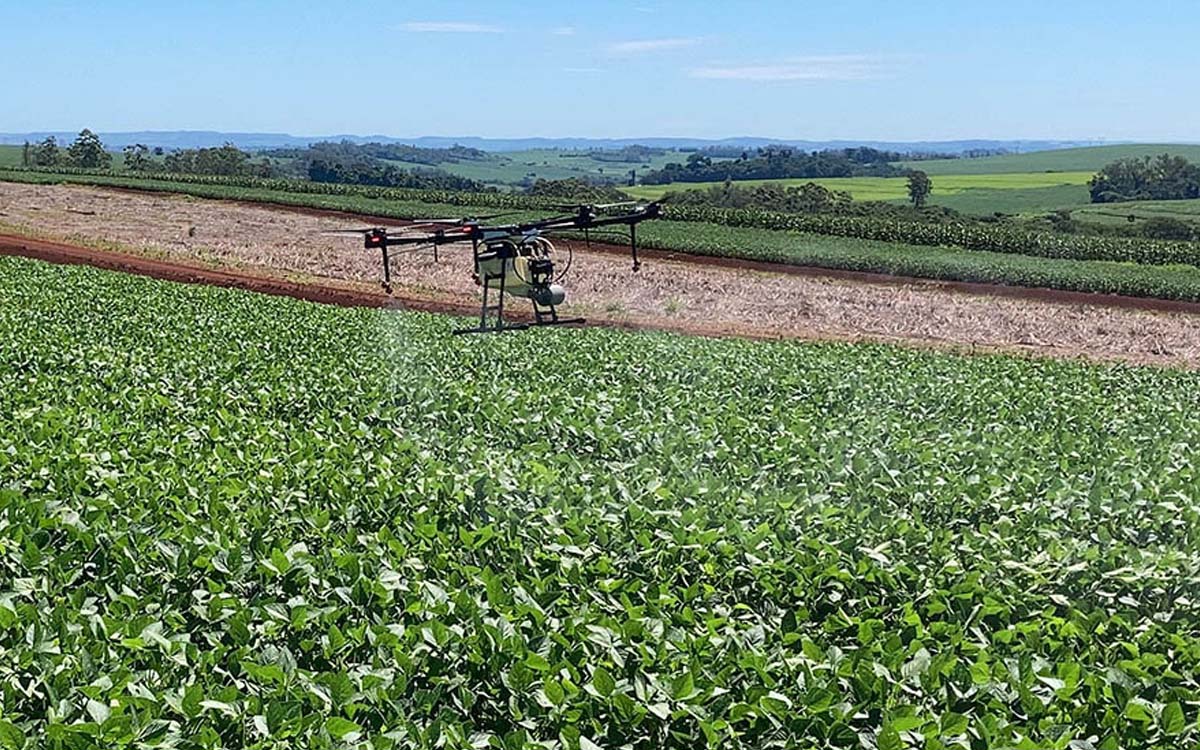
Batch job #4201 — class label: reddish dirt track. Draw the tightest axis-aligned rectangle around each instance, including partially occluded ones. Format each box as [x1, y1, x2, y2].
[0, 233, 468, 314]
[0, 233, 803, 342]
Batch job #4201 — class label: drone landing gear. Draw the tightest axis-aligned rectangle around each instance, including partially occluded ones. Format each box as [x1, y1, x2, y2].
[532, 298, 584, 328]
[453, 268, 523, 335]
[380, 245, 393, 294]
[452, 270, 584, 335]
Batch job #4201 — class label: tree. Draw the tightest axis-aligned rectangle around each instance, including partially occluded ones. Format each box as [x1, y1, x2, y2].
[32, 136, 59, 167]
[123, 144, 153, 172]
[193, 143, 248, 175]
[1090, 154, 1200, 203]
[21, 141, 31, 167]
[163, 149, 195, 173]
[526, 177, 626, 202]
[907, 170, 932, 208]
[66, 129, 111, 169]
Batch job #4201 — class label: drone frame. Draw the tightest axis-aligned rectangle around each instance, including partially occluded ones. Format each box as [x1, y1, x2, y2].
[359, 201, 662, 334]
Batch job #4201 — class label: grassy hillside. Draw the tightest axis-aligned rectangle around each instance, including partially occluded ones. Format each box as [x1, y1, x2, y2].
[623, 172, 1093, 214]
[1070, 198, 1200, 227]
[0, 145, 24, 167]
[902, 144, 1200, 175]
[624, 172, 1093, 202]
[933, 184, 1090, 215]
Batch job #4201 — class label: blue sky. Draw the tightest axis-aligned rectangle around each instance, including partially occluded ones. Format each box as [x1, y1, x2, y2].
[3, 0, 1197, 141]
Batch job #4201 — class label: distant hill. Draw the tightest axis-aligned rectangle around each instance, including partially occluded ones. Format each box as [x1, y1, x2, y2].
[0, 130, 1122, 155]
[901, 144, 1200, 175]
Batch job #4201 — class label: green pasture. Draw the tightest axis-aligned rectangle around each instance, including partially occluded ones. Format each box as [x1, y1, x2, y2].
[623, 172, 1094, 214]
[1068, 198, 1200, 230]
[901, 144, 1200, 176]
[0, 145, 25, 167]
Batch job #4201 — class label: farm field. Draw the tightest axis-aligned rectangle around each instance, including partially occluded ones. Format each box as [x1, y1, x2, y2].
[10, 181, 1200, 367]
[10, 168, 1200, 304]
[898, 144, 1200, 176]
[0, 145, 26, 166]
[1070, 198, 1200, 226]
[2, 255, 1199, 748]
[623, 172, 1095, 203]
[626, 145, 1200, 215]
[623, 174, 1094, 215]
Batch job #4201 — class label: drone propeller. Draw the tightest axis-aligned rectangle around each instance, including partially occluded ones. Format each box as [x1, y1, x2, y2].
[544, 202, 597, 212]
[319, 227, 386, 235]
[545, 199, 660, 213]
[409, 211, 517, 226]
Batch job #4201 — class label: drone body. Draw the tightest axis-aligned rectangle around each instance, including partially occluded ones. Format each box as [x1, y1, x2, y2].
[342, 201, 662, 334]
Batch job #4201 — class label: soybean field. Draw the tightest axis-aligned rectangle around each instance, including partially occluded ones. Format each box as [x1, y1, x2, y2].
[2, 256, 1199, 749]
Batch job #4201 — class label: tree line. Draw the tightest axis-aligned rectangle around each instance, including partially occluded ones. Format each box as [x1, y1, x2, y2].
[657, 175, 941, 218]
[264, 141, 489, 167]
[19, 130, 483, 189]
[639, 146, 904, 185]
[1089, 154, 1200, 203]
[22, 130, 113, 169]
[305, 157, 484, 191]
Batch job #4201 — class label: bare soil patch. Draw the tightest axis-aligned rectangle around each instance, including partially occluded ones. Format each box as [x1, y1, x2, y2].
[3, 181, 1200, 367]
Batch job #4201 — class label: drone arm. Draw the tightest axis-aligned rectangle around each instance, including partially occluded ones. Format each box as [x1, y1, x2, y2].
[380, 233, 469, 248]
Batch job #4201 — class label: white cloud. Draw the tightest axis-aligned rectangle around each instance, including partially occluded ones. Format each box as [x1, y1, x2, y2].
[608, 37, 701, 55]
[690, 55, 893, 81]
[398, 21, 504, 33]
[551, 26, 576, 36]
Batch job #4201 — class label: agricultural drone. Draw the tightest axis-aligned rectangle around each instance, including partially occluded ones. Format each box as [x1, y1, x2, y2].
[330, 201, 662, 335]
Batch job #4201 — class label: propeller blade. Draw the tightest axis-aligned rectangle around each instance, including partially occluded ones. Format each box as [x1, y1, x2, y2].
[594, 201, 637, 209]
[552, 229, 631, 242]
[409, 212, 521, 226]
[319, 227, 381, 235]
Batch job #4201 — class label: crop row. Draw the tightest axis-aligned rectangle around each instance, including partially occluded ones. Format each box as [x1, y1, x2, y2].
[663, 205, 1200, 267]
[5, 166, 1200, 268]
[2, 255, 1199, 748]
[635, 222, 1200, 303]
